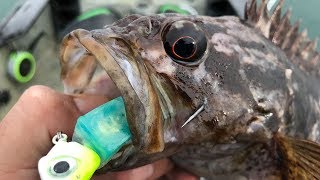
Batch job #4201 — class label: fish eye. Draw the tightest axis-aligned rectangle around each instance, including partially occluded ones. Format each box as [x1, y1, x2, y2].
[49, 157, 77, 176]
[163, 20, 207, 65]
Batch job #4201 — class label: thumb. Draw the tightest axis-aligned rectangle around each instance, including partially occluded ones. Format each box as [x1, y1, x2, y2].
[0, 86, 81, 171]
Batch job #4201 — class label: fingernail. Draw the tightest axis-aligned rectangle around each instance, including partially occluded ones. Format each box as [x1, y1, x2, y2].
[130, 164, 154, 180]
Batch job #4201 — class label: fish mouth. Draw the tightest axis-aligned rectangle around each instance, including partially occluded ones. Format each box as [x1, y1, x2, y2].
[62, 29, 166, 169]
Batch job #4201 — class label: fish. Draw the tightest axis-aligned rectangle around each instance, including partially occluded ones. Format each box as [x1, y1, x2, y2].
[59, 0, 320, 179]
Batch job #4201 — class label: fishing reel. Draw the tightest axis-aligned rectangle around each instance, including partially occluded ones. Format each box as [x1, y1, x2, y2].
[6, 31, 45, 83]
[7, 51, 36, 83]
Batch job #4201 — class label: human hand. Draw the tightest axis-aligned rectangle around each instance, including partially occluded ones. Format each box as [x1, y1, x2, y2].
[0, 85, 197, 180]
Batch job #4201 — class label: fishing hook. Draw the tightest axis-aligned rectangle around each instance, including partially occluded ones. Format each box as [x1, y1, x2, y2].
[181, 98, 207, 128]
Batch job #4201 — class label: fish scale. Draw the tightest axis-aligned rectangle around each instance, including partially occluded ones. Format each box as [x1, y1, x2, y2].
[59, 0, 320, 179]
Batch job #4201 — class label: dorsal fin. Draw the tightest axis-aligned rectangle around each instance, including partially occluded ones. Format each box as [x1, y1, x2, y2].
[245, 0, 320, 76]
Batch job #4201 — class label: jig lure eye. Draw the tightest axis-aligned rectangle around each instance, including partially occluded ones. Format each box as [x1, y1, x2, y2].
[53, 161, 70, 174]
[163, 20, 207, 65]
[49, 157, 77, 176]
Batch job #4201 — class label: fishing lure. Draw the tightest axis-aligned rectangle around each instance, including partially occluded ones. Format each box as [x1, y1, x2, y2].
[38, 133, 100, 180]
[38, 97, 131, 179]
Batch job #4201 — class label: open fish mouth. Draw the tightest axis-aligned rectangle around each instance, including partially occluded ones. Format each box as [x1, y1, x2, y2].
[60, 29, 165, 169]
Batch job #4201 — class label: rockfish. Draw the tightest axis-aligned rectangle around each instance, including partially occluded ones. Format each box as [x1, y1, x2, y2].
[59, 0, 320, 179]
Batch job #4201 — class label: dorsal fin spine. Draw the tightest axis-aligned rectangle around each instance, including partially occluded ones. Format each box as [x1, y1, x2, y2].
[246, 0, 320, 76]
[269, 0, 284, 38]
[281, 20, 299, 50]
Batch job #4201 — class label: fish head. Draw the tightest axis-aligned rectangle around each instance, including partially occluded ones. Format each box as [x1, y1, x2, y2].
[60, 14, 263, 171]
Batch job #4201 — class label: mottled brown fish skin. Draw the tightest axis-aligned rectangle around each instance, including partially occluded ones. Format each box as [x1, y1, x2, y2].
[59, 5, 320, 179]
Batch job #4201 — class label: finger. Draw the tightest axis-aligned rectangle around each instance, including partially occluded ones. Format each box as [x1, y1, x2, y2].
[166, 167, 198, 180]
[148, 159, 174, 179]
[0, 85, 112, 165]
[93, 159, 174, 180]
[93, 165, 154, 180]
[0, 85, 118, 180]
[0, 86, 81, 171]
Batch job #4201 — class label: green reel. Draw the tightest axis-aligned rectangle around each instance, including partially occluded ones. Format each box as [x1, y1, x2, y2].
[158, 4, 197, 15]
[7, 51, 36, 83]
[76, 7, 112, 21]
